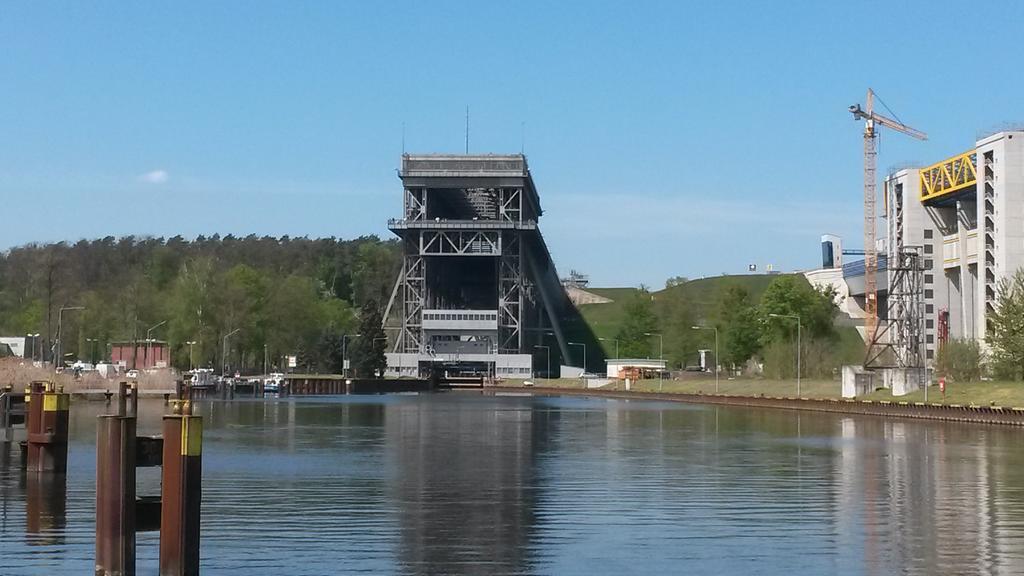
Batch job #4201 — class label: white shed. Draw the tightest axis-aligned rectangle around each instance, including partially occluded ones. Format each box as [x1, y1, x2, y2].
[605, 358, 667, 379]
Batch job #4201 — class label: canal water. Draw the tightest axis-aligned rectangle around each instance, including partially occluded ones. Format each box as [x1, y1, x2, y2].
[2, 392, 1024, 575]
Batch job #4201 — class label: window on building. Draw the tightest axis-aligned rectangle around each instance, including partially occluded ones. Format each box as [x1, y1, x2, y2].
[924, 244, 933, 254]
[925, 274, 934, 284]
[926, 304, 934, 313]
[925, 289, 934, 299]
[927, 349, 934, 360]
[925, 259, 933, 269]
[924, 229, 933, 239]
[926, 319, 934, 329]
[927, 334, 934, 344]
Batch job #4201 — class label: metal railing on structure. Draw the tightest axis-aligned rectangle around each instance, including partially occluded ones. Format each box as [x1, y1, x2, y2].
[387, 218, 537, 230]
[920, 151, 977, 203]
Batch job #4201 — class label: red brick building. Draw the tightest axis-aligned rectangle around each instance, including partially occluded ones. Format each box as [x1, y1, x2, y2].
[111, 340, 171, 370]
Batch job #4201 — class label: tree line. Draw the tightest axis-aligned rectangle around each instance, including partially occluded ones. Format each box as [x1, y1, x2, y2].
[0, 234, 401, 374]
[612, 275, 855, 378]
[939, 268, 1024, 382]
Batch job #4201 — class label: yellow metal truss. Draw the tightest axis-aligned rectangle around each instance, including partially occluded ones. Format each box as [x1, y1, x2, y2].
[919, 150, 977, 202]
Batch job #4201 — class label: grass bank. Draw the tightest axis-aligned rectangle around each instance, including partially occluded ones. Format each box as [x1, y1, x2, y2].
[0, 360, 176, 393]
[512, 377, 1024, 408]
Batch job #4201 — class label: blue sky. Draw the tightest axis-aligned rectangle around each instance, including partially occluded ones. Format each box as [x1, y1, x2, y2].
[2, 1, 1023, 287]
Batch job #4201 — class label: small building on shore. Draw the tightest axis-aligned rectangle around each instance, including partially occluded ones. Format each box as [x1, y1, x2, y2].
[0, 337, 26, 358]
[111, 340, 171, 370]
[605, 358, 667, 380]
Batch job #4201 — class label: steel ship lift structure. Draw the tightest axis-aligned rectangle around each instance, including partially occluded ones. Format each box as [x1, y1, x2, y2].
[383, 154, 572, 379]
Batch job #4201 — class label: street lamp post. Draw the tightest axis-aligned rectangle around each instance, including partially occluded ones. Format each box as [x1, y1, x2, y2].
[533, 345, 550, 380]
[373, 336, 388, 378]
[26, 333, 40, 362]
[342, 333, 362, 377]
[56, 306, 85, 369]
[186, 341, 197, 371]
[568, 342, 586, 386]
[644, 332, 664, 391]
[598, 337, 619, 360]
[692, 325, 720, 394]
[146, 320, 167, 369]
[222, 329, 241, 377]
[769, 313, 802, 397]
[86, 338, 98, 365]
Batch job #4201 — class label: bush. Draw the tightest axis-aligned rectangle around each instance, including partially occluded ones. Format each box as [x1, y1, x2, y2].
[761, 337, 846, 380]
[935, 338, 983, 382]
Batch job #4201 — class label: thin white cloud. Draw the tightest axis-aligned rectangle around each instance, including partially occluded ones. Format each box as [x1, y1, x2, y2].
[139, 169, 169, 184]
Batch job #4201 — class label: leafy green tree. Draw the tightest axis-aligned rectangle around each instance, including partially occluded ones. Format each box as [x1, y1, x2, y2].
[757, 276, 841, 379]
[935, 338, 983, 382]
[615, 290, 658, 358]
[664, 276, 688, 289]
[7, 299, 44, 335]
[758, 276, 839, 344]
[988, 269, 1024, 380]
[660, 293, 700, 369]
[351, 240, 401, 312]
[714, 286, 761, 368]
[350, 300, 387, 378]
[168, 257, 218, 369]
[0, 234, 399, 373]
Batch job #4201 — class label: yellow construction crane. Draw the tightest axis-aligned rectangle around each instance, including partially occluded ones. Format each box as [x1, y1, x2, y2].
[848, 89, 926, 357]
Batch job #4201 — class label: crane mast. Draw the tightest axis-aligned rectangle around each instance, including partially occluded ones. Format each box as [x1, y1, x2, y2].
[848, 89, 926, 361]
[863, 95, 878, 344]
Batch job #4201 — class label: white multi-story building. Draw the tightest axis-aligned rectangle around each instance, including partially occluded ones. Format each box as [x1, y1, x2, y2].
[883, 130, 1024, 361]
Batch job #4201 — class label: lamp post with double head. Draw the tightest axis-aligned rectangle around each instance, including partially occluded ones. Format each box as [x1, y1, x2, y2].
[56, 306, 85, 369]
[27, 333, 40, 362]
[146, 320, 167, 369]
[568, 342, 586, 386]
[342, 333, 362, 377]
[598, 337, 619, 360]
[373, 336, 388, 378]
[644, 332, 663, 391]
[186, 341, 197, 372]
[222, 328, 241, 377]
[85, 338, 98, 365]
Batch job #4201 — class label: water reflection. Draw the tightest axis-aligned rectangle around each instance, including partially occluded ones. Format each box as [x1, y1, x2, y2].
[24, 473, 67, 546]
[386, 395, 552, 575]
[2, 395, 1024, 574]
[833, 417, 1024, 576]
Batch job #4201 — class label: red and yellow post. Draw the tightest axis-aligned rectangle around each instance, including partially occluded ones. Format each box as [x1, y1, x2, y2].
[26, 381, 70, 473]
[160, 401, 203, 575]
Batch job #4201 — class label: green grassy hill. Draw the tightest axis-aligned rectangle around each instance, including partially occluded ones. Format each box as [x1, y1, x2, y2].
[572, 273, 865, 375]
[578, 274, 789, 355]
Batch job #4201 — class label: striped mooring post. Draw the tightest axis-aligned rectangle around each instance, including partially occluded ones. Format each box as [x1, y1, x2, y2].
[160, 400, 203, 576]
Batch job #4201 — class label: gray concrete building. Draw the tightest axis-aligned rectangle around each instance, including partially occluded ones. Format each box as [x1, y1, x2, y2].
[881, 130, 1024, 361]
[383, 154, 573, 379]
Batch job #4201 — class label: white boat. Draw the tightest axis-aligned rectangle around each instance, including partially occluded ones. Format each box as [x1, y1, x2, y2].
[263, 373, 286, 393]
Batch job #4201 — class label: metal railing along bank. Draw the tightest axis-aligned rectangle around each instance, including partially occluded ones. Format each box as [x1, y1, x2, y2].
[490, 387, 1024, 427]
